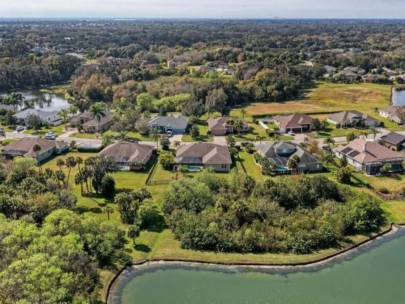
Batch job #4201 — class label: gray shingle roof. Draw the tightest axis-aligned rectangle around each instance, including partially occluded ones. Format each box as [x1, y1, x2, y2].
[147, 115, 189, 130]
[380, 132, 405, 145]
[257, 141, 320, 167]
[176, 143, 232, 165]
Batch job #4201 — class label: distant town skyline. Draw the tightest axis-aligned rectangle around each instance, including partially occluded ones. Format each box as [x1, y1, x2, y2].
[1, 0, 405, 19]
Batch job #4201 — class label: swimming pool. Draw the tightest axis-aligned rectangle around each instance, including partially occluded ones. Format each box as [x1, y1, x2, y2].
[187, 166, 203, 172]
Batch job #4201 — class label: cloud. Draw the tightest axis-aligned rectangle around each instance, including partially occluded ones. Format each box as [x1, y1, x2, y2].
[0, 0, 404, 18]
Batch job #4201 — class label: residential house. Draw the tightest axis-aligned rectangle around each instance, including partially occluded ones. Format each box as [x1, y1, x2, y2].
[207, 117, 249, 136]
[71, 111, 114, 133]
[272, 113, 314, 133]
[175, 143, 232, 172]
[14, 107, 67, 126]
[379, 132, 405, 151]
[334, 139, 405, 175]
[382, 67, 398, 77]
[99, 141, 154, 171]
[327, 110, 381, 128]
[379, 106, 405, 124]
[147, 115, 189, 135]
[324, 65, 337, 78]
[257, 141, 323, 174]
[1, 138, 68, 162]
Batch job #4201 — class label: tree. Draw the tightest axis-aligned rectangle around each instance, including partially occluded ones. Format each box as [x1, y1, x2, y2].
[136, 93, 153, 112]
[58, 108, 70, 123]
[346, 132, 357, 142]
[103, 206, 114, 220]
[335, 166, 352, 184]
[160, 153, 175, 170]
[150, 127, 160, 150]
[205, 88, 228, 116]
[65, 156, 77, 188]
[32, 144, 42, 172]
[127, 223, 141, 245]
[234, 119, 245, 134]
[160, 136, 170, 150]
[190, 124, 200, 139]
[369, 127, 378, 141]
[379, 163, 392, 176]
[102, 134, 114, 147]
[89, 102, 106, 134]
[287, 155, 301, 173]
[240, 109, 247, 119]
[26, 114, 42, 130]
[6, 92, 25, 113]
[56, 159, 65, 173]
[324, 137, 335, 149]
[101, 175, 116, 199]
[226, 135, 236, 147]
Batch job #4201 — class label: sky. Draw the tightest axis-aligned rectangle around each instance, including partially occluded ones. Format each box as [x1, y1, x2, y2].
[0, 0, 404, 19]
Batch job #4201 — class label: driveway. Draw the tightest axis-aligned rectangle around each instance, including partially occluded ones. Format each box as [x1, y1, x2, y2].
[213, 136, 227, 143]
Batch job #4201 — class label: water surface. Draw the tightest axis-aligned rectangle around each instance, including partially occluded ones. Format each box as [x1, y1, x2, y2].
[392, 87, 405, 106]
[111, 228, 405, 304]
[1, 90, 70, 111]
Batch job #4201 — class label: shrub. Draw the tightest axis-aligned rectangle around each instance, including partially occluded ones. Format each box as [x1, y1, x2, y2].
[101, 175, 116, 199]
[379, 187, 390, 194]
[160, 152, 175, 170]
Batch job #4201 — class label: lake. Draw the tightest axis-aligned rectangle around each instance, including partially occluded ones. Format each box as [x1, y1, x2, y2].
[110, 227, 405, 304]
[392, 87, 405, 106]
[0, 90, 70, 111]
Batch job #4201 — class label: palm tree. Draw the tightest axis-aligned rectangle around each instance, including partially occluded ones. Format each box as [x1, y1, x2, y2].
[74, 172, 85, 195]
[127, 224, 141, 246]
[151, 127, 160, 150]
[226, 118, 235, 133]
[240, 109, 247, 119]
[102, 134, 114, 147]
[324, 137, 335, 149]
[33, 144, 42, 172]
[7, 92, 25, 113]
[369, 127, 378, 141]
[75, 156, 84, 194]
[174, 140, 181, 147]
[103, 206, 114, 220]
[58, 108, 70, 124]
[234, 120, 245, 135]
[56, 159, 65, 172]
[89, 102, 106, 134]
[287, 155, 301, 174]
[65, 156, 77, 188]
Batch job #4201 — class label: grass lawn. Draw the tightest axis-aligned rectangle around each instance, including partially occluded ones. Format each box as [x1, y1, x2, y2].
[382, 201, 405, 224]
[24, 123, 68, 136]
[236, 82, 392, 117]
[70, 130, 154, 141]
[182, 120, 213, 142]
[237, 151, 263, 181]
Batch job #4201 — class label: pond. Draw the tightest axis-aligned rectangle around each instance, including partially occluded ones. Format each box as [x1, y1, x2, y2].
[0, 89, 70, 111]
[392, 87, 405, 106]
[110, 227, 405, 304]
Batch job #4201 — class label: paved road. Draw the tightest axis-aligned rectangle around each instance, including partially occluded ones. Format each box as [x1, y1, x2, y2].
[1, 127, 393, 150]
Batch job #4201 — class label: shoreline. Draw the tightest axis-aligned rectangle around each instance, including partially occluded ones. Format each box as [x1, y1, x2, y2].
[106, 224, 404, 303]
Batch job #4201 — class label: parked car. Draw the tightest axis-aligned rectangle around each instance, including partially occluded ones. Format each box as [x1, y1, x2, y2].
[288, 131, 295, 136]
[45, 132, 57, 140]
[16, 126, 25, 132]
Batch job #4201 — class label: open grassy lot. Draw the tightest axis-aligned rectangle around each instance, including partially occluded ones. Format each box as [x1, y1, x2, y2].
[182, 120, 213, 142]
[237, 82, 392, 116]
[70, 130, 154, 141]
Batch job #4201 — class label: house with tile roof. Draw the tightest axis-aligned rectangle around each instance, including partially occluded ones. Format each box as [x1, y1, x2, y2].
[207, 117, 249, 136]
[334, 138, 405, 175]
[175, 143, 232, 172]
[257, 141, 323, 174]
[71, 111, 114, 133]
[1, 138, 68, 162]
[99, 141, 154, 171]
[272, 113, 315, 134]
[327, 110, 381, 128]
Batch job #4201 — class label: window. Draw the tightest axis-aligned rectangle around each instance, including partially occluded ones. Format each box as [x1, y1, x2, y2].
[222, 164, 227, 168]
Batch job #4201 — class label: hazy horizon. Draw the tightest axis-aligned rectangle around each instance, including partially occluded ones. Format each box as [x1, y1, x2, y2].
[1, 0, 404, 19]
